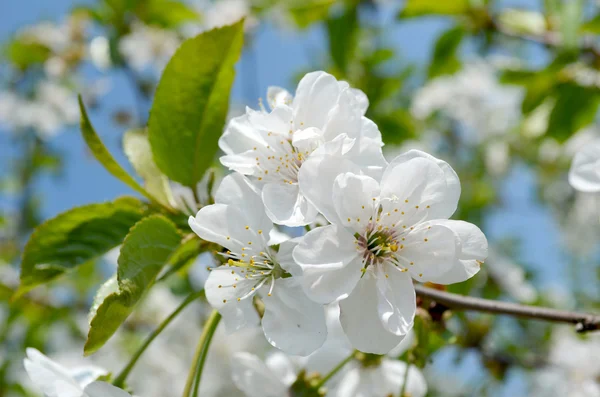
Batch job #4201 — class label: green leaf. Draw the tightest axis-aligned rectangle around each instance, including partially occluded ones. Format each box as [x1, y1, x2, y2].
[581, 14, 600, 34]
[148, 21, 244, 188]
[17, 197, 146, 295]
[326, 4, 358, 73]
[5, 39, 51, 70]
[79, 96, 162, 205]
[428, 25, 465, 79]
[85, 215, 182, 355]
[136, 0, 199, 28]
[398, 0, 470, 18]
[547, 83, 600, 142]
[289, 0, 335, 28]
[560, 0, 583, 50]
[123, 129, 172, 206]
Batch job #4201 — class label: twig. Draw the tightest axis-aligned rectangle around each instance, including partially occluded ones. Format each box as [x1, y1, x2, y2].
[414, 284, 600, 333]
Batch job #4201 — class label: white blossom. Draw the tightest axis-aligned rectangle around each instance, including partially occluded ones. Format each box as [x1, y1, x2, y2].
[188, 173, 327, 355]
[293, 150, 488, 353]
[411, 61, 522, 143]
[23, 348, 132, 397]
[569, 137, 600, 192]
[119, 22, 180, 74]
[531, 328, 600, 397]
[220, 71, 386, 226]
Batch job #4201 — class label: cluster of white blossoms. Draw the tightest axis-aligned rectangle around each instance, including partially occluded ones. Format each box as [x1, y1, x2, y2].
[189, 71, 489, 356]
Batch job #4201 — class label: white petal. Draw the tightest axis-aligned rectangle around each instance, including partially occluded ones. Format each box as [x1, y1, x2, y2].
[375, 264, 416, 336]
[380, 360, 428, 397]
[83, 382, 132, 397]
[215, 173, 273, 234]
[398, 221, 457, 281]
[332, 366, 361, 397]
[188, 204, 247, 252]
[569, 139, 600, 192]
[24, 349, 79, 397]
[349, 88, 369, 115]
[267, 86, 293, 109]
[382, 150, 459, 222]
[265, 352, 298, 386]
[220, 151, 260, 175]
[423, 220, 487, 284]
[231, 353, 288, 397]
[219, 113, 266, 155]
[205, 267, 259, 332]
[292, 127, 325, 154]
[293, 71, 340, 130]
[339, 274, 406, 354]
[262, 278, 327, 356]
[277, 238, 302, 276]
[360, 117, 383, 146]
[293, 225, 362, 304]
[322, 88, 363, 141]
[299, 135, 386, 225]
[262, 182, 319, 227]
[69, 366, 107, 388]
[248, 105, 293, 134]
[267, 227, 291, 246]
[332, 173, 380, 233]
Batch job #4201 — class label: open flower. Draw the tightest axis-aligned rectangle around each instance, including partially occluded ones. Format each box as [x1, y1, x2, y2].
[188, 173, 327, 355]
[569, 138, 600, 192]
[24, 348, 132, 397]
[293, 150, 488, 353]
[219, 71, 386, 226]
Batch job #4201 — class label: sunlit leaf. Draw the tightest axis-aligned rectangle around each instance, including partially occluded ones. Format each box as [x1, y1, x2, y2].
[85, 215, 182, 355]
[326, 4, 358, 73]
[398, 0, 470, 18]
[123, 129, 172, 206]
[17, 197, 146, 296]
[289, 0, 335, 28]
[428, 25, 464, 79]
[547, 83, 600, 142]
[148, 21, 244, 188]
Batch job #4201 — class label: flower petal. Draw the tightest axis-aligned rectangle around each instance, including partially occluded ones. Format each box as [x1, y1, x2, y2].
[262, 278, 327, 356]
[205, 267, 259, 332]
[262, 182, 319, 227]
[188, 204, 247, 252]
[216, 173, 273, 234]
[292, 127, 325, 154]
[267, 86, 293, 109]
[322, 88, 363, 141]
[293, 71, 340, 130]
[277, 238, 302, 276]
[423, 220, 488, 285]
[339, 274, 406, 354]
[83, 382, 132, 397]
[375, 264, 416, 336]
[397, 221, 457, 281]
[381, 360, 428, 397]
[231, 353, 288, 397]
[381, 150, 459, 224]
[219, 113, 266, 155]
[299, 135, 386, 224]
[247, 105, 293, 134]
[569, 139, 600, 192]
[293, 224, 362, 304]
[24, 349, 80, 397]
[349, 88, 369, 115]
[332, 172, 380, 233]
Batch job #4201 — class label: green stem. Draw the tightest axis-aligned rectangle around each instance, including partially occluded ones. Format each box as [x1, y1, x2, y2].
[313, 351, 355, 390]
[113, 290, 203, 388]
[399, 361, 410, 397]
[182, 310, 221, 397]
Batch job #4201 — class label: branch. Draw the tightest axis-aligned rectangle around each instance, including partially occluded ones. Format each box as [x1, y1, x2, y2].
[414, 285, 600, 333]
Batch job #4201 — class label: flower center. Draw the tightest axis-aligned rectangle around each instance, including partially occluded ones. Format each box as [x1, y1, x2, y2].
[355, 226, 400, 268]
[253, 137, 307, 185]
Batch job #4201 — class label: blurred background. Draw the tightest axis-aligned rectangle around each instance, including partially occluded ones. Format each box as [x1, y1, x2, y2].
[1, 0, 600, 396]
